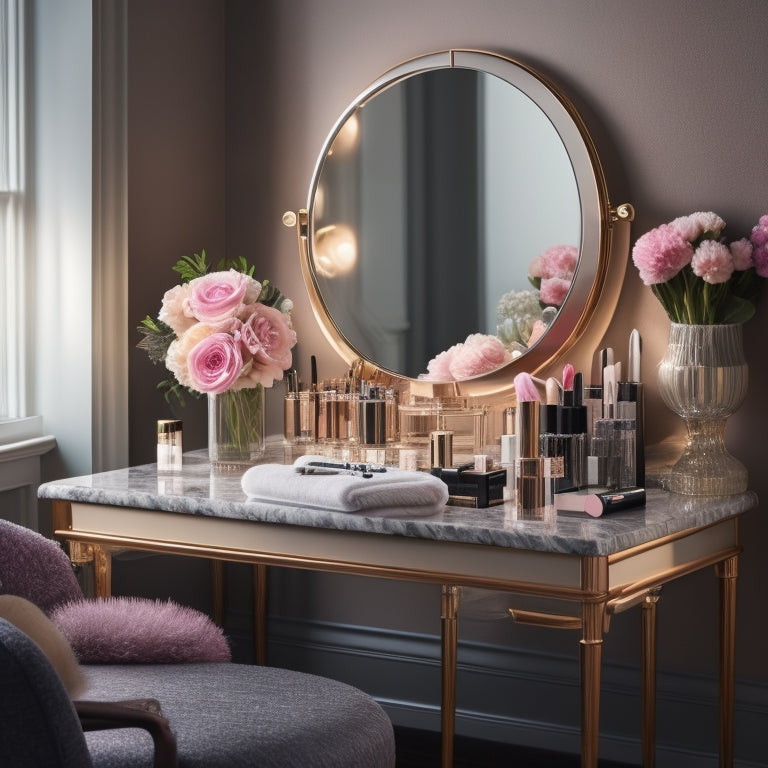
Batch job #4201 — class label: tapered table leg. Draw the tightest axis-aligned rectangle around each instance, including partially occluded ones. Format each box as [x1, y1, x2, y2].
[641, 588, 662, 768]
[716, 556, 738, 768]
[580, 557, 608, 768]
[92, 543, 112, 598]
[441, 585, 460, 768]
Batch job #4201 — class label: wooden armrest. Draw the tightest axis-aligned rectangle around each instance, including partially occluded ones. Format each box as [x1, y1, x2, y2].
[75, 699, 177, 768]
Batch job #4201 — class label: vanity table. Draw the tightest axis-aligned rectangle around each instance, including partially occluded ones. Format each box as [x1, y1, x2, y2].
[39, 451, 754, 768]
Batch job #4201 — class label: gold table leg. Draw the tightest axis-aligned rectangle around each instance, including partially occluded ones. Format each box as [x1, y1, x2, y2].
[441, 584, 460, 768]
[580, 557, 608, 768]
[641, 588, 662, 768]
[716, 556, 738, 768]
[580, 608, 604, 768]
[92, 543, 113, 598]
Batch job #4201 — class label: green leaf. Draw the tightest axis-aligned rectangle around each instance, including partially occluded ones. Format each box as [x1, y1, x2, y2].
[718, 295, 756, 325]
[136, 316, 176, 364]
[157, 379, 202, 408]
[172, 250, 210, 282]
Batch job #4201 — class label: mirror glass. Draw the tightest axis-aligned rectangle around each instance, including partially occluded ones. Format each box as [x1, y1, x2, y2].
[304, 51, 608, 383]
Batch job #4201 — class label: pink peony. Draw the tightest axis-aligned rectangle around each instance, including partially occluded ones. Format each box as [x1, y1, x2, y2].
[670, 211, 725, 242]
[631, 223, 694, 285]
[691, 241, 733, 284]
[447, 334, 512, 380]
[422, 344, 460, 381]
[184, 270, 260, 324]
[529, 244, 578, 280]
[729, 238, 754, 271]
[751, 216, 768, 277]
[539, 276, 571, 307]
[186, 332, 244, 394]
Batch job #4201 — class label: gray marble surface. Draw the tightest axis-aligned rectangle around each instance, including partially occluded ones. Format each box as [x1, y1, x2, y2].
[38, 449, 757, 557]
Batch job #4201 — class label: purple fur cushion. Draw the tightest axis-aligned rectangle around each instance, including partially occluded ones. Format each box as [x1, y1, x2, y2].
[0, 520, 83, 614]
[52, 597, 231, 664]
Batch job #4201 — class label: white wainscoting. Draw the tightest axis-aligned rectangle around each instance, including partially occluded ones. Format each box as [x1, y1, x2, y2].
[0, 418, 56, 528]
[257, 615, 768, 768]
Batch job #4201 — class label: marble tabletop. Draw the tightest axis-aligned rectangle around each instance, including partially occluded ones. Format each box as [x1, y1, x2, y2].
[38, 450, 757, 558]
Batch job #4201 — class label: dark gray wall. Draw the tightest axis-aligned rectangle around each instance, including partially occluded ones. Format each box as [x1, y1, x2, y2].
[122, 0, 768, 762]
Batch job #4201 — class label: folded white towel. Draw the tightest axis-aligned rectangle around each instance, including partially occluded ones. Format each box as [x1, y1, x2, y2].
[241, 456, 448, 516]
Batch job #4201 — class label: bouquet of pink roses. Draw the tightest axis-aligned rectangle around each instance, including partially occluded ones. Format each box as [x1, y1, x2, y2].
[631, 211, 768, 324]
[138, 251, 296, 403]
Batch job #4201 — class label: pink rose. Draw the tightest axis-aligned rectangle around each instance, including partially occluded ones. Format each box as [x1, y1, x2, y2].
[184, 270, 257, 323]
[237, 304, 297, 386]
[186, 332, 244, 394]
[158, 284, 195, 335]
[691, 241, 733, 284]
[448, 334, 511, 380]
[539, 277, 571, 307]
[631, 223, 694, 285]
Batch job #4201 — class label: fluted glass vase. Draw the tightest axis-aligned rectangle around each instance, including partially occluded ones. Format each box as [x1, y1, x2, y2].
[657, 323, 748, 496]
[208, 386, 265, 470]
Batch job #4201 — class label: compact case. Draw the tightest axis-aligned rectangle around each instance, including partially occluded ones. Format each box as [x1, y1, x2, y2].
[430, 466, 507, 508]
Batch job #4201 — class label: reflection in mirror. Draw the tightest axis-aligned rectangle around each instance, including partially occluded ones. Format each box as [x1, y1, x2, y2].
[312, 67, 581, 380]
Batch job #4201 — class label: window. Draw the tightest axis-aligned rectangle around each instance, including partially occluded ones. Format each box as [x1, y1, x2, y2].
[0, 0, 23, 421]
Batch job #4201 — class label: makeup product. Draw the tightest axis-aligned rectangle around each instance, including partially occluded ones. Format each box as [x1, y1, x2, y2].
[430, 430, 454, 468]
[157, 419, 183, 472]
[592, 414, 636, 490]
[358, 384, 387, 446]
[431, 465, 507, 508]
[583, 487, 646, 517]
[296, 466, 373, 478]
[513, 373, 547, 518]
[541, 377, 560, 434]
[283, 369, 301, 442]
[307, 459, 386, 473]
[617, 329, 645, 486]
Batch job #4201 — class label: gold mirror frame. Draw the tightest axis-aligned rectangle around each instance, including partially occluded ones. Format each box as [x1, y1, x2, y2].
[287, 49, 633, 403]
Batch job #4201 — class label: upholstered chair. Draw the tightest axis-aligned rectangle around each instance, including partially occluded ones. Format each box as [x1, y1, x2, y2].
[0, 523, 397, 767]
[0, 519, 229, 663]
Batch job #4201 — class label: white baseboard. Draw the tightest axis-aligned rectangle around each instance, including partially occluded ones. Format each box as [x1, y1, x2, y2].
[256, 615, 768, 768]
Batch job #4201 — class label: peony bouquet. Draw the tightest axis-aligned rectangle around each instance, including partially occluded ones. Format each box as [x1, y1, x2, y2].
[138, 251, 296, 403]
[420, 333, 513, 382]
[528, 244, 578, 308]
[631, 212, 768, 325]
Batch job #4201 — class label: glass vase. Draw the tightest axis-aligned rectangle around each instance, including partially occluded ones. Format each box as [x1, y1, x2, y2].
[208, 386, 265, 470]
[657, 323, 748, 495]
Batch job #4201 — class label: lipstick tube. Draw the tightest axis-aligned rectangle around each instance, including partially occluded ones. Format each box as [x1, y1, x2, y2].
[514, 401, 546, 518]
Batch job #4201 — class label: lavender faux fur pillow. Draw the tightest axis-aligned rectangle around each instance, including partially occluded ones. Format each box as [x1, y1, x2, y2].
[52, 597, 231, 664]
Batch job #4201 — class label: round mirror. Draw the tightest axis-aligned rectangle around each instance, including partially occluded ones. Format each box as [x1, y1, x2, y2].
[300, 50, 616, 389]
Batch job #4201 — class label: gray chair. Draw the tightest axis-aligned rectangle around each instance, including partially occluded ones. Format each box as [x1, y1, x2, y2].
[1, 615, 396, 767]
[0, 520, 397, 767]
[0, 616, 176, 768]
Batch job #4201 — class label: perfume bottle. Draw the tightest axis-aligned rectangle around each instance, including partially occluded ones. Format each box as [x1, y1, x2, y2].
[157, 419, 182, 472]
